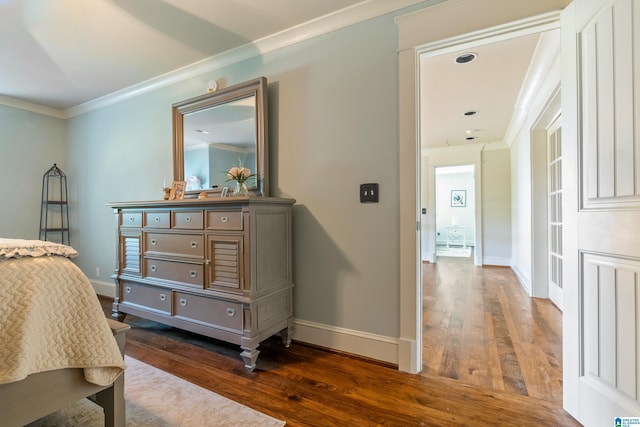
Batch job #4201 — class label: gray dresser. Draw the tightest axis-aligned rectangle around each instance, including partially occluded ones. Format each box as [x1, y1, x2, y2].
[108, 197, 295, 370]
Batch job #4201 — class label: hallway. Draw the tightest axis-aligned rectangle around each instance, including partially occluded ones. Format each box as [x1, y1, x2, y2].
[421, 255, 564, 403]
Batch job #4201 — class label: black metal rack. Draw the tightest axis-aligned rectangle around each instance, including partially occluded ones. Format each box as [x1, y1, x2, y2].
[39, 164, 70, 245]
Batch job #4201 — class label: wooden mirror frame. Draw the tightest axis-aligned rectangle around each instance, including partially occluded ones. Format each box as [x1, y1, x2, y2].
[172, 77, 269, 197]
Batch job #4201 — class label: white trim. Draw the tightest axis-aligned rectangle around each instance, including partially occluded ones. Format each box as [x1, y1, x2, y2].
[292, 319, 399, 365]
[504, 30, 561, 147]
[482, 256, 511, 267]
[1, 0, 422, 119]
[510, 263, 532, 296]
[417, 11, 561, 54]
[0, 96, 66, 119]
[92, 280, 116, 297]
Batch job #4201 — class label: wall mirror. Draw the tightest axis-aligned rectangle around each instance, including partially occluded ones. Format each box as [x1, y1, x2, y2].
[172, 77, 268, 197]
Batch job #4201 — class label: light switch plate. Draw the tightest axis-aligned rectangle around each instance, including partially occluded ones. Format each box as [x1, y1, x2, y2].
[360, 183, 379, 203]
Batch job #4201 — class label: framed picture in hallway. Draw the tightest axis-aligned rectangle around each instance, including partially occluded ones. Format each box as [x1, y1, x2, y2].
[451, 190, 466, 207]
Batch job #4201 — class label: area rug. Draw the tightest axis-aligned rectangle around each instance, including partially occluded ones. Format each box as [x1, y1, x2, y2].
[436, 246, 472, 258]
[28, 356, 286, 426]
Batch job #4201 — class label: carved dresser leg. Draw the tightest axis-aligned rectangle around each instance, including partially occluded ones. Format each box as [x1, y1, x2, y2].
[240, 347, 260, 371]
[280, 318, 295, 347]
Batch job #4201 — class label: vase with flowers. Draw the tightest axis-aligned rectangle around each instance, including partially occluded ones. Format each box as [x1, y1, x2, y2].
[225, 162, 256, 196]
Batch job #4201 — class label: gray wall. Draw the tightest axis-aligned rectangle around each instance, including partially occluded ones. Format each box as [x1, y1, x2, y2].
[482, 149, 512, 263]
[1, 3, 514, 344]
[0, 105, 66, 239]
[64, 13, 402, 337]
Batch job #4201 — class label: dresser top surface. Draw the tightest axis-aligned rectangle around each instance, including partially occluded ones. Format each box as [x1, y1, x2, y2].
[107, 196, 295, 210]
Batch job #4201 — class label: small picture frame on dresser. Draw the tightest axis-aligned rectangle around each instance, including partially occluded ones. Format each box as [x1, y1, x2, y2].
[221, 186, 229, 198]
[169, 181, 186, 200]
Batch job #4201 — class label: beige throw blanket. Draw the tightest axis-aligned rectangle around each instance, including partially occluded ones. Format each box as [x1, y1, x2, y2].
[0, 240, 125, 386]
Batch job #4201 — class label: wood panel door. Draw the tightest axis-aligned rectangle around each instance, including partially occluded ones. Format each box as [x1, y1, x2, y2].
[563, 0, 640, 424]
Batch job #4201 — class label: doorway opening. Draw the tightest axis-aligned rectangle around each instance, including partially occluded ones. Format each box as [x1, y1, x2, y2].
[435, 165, 475, 260]
[416, 25, 563, 399]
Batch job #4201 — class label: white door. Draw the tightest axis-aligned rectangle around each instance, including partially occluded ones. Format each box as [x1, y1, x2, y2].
[563, 0, 640, 424]
[547, 119, 563, 310]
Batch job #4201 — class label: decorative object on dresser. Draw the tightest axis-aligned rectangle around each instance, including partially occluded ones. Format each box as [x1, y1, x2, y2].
[107, 197, 295, 370]
[168, 181, 186, 200]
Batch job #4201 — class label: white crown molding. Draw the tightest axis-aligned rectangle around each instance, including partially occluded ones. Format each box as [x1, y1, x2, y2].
[502, 29, 561, 147]
[64, 0, 425, 118]
[0, 95, 66, 119]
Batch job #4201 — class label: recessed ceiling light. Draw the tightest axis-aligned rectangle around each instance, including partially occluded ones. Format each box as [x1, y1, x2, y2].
[463, 110, 478, 117]
[454, 52, 477, 64]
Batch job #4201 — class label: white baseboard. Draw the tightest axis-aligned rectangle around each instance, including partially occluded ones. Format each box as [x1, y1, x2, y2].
[92, 280, 115, 297]
[292, 319, 399, 365]
[511, 263, 532, 295]
[482, 256, 511, 267]
[398, 337, 420, 373]
[92, 280, 399, 366]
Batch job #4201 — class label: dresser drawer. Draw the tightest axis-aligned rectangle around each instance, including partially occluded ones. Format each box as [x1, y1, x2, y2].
[120, 282, 171, 314]
[145, 233, 204, 258]
[121, 211, 142, 228]
[172, 210, 203, 229]
[206, 210, 243, 230]
[144, 258, 203, 286]
[174, 292, 243, 333]
[144, 211, 170, 228]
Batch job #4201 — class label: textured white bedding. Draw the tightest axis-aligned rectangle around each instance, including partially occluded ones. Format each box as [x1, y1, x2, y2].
[0, 239, 125, 386]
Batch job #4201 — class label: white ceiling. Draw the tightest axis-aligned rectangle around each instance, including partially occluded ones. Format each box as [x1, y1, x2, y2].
[0, 0, 368, 109]
[420, 32, 544, 149]
[0, 0, 557, 150]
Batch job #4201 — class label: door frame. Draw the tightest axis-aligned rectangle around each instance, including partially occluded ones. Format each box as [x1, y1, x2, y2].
[396, 3, 563, 373]
[531, 87, 561, 299]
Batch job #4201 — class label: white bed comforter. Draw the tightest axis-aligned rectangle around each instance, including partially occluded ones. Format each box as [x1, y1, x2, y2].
[0, 239, 125, 386]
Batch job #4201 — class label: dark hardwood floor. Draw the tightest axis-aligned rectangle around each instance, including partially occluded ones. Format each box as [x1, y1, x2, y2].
[99, 255, 580, 426]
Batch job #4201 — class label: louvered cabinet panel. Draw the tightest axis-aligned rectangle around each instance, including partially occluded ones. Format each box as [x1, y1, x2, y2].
[206, 234, 244, 293]
[120, 230, 142, 276]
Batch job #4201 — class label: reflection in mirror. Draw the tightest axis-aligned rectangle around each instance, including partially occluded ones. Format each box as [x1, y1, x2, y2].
[173, 77, 268, 197]
[183, 96, 256, 191]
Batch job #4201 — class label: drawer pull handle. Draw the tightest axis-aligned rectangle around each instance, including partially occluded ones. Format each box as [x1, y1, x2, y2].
[154, 217, 160, 222]
[221, 216, 229, 223]
[159, 294, 166, 301]
[190, 241, 197, 249]
[185, 217, 191, 222]
[189, 270, 197, 278]
[226, 308, 235, 316]
[125, 286, 132, 293]
[151, 239, 157, 245]
[179, 298, 187, 307]
[128, 217, 135, 222]
[150, 265, 157, 272]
